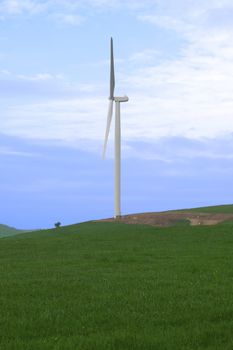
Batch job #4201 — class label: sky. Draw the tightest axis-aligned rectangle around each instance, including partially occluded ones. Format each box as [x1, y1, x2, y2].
[1, 0, 233, 229]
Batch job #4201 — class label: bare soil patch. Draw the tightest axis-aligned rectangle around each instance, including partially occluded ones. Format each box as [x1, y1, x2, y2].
[97, 211, 233, 227]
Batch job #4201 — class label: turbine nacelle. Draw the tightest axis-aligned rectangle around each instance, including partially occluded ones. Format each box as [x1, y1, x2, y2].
[114, 96, 129, 103]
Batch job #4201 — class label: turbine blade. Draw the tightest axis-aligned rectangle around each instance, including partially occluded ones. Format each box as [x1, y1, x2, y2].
[110, 37, 115, 100]
[103, 100, 114, 159]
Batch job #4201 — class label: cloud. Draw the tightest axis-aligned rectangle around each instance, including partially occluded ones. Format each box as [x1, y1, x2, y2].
[1, 98, 106, 150]
[2, 0, 233, 158]
[139, 1, 233, 34]
[0, 0, 47, 15]
[0, 0, 155, 19]
[52, 13, 85, 26]
[121, 1, 233, 143]
[65, 0, 155, 10]
[139, 15, 190, 33]
[17, 73, 62, 81]
[0, 70, 99, 99]
[129, 49, 160, 64]
[2, 90, 233, 155]
[0, 0, 84, 24]
[0, 69, 10, 75]
[0, 146, 40, 157]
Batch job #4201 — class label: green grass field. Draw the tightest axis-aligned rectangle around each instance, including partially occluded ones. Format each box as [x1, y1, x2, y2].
[1, 212, 233, 349]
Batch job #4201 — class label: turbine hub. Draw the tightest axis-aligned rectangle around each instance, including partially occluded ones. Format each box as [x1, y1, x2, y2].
[114, 96, 129, 102]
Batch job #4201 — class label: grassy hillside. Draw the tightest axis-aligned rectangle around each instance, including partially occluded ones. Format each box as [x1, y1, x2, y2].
[1, 221, 233, 349]
[103, 204, 233, 227]
[181, 204, 233, 214]
[0, 224, 25, 238]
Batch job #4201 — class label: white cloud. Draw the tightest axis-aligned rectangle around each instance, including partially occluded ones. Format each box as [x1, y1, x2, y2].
[0, 69, 65, 84]
[74, 0, 155, 10]
[52, 13, 85, 25]
[129, 49, 160, 64]
[1, 98, 106, 151]
[139, 15, 190, 33]
[0, 0, 47, 15]
[0, 0, 155, 18]
[123, 1, 233, 142]
[0, 146, 40, 157]
[2, 0, 233, 158]
[17, 73, 63, 81]
[2, 85, 233, 153]
[0, 69, 10, 75]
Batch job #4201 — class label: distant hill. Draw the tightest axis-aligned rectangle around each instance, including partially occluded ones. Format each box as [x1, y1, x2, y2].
[182, 204, 233, 214]
[0, 224, 25, 238]
[1, 204, 233, 238]
[98, 204, 233, 227]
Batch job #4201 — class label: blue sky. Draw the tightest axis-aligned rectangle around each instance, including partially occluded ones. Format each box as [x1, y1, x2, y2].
[1, 0, 233, 229]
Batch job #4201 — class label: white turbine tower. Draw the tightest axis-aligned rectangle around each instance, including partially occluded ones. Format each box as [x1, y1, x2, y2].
[103, 38, 129, 219]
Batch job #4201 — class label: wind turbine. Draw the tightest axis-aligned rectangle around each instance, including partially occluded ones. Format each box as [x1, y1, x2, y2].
[102, 38, 129, 219]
